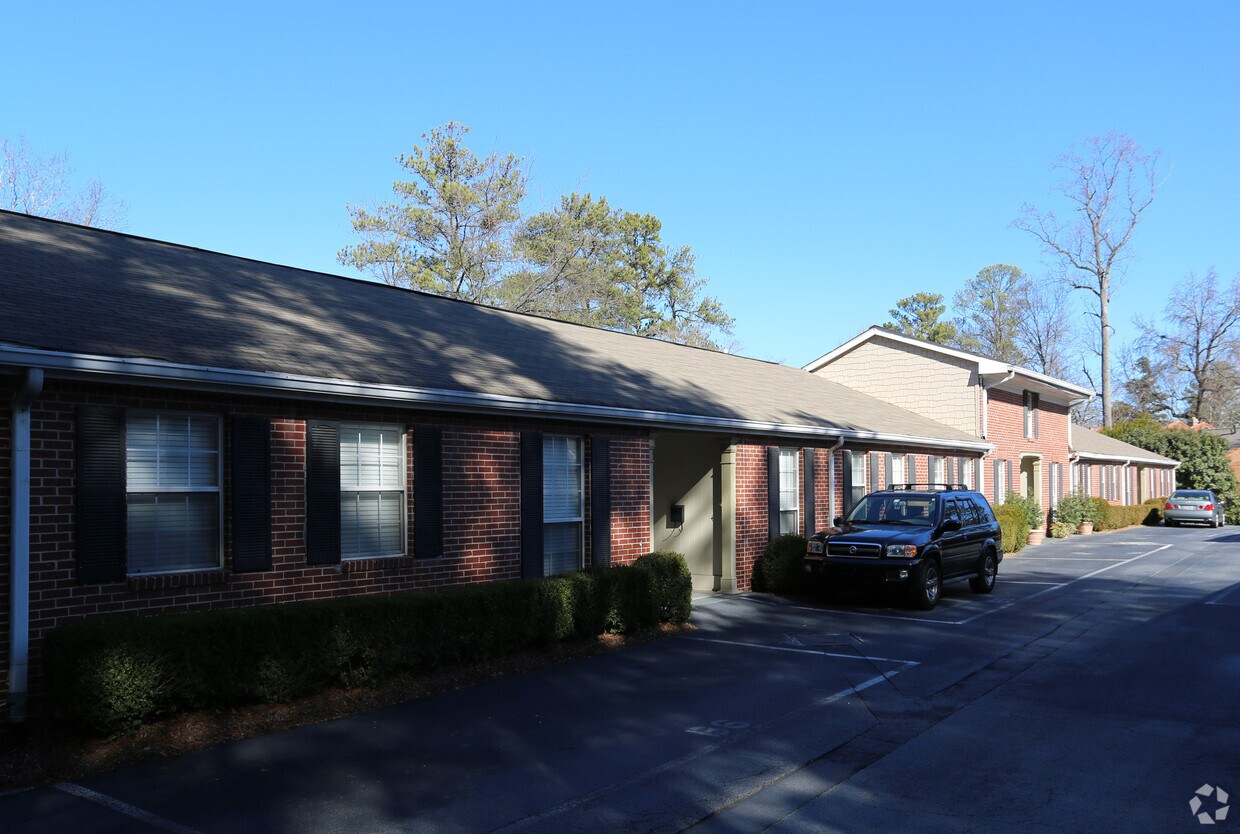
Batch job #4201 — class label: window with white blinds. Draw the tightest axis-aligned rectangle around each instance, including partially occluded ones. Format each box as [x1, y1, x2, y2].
[848, 451, 867, 510]
[126, 413, 221, 574]
[340, 424, 405, 559]
[891, 454, 906, 487]
[543, 435, 583, 575]
[778, 449, 799, 535]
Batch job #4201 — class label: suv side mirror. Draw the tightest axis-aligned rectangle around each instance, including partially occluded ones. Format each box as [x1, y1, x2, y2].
[833, 516, 844, 527]
[941, 518, 962, 533]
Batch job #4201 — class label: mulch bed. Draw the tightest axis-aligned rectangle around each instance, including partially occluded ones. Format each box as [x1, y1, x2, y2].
[0, 622, 693, 793]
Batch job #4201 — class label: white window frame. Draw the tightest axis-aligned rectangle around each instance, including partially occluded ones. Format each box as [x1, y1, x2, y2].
[778, 449, 800, 536]
[543, 434, 584, 575]
[848, 451, 868, 510]
[339, 422, 407, 560]
[891, 453, 906, 488]
[125, 411, 223, 575]
[1023, 391, 1039, 439]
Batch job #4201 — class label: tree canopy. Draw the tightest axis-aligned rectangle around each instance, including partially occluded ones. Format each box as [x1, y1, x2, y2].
[884, 292, 958, 344]
[340, 124, 733, 349]
[1102, 419, 1239, 522]
[953, 264, 1030, 364]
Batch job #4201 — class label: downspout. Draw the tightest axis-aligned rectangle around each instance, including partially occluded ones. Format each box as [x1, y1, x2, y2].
[980, 370, 1016, 440]
[1066, 393, 1095, 493]
[825, 435, 844, 525]
[9, 368, 43, 723]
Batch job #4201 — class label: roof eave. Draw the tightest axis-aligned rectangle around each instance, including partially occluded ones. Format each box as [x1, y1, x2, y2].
[0, 344, 993, 453]
[806, 327, 1093, 398]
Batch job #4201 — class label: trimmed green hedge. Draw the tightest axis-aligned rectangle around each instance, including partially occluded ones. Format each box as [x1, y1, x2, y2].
[756, 535, 809, 594]
[995, 504, 1029, 553]
[45, 555, 692, 736]
[1094, 500, 1164, 530]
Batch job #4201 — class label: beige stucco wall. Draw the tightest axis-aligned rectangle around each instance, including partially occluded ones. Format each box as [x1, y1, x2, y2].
[651, 432, 733, 592]
[810, 338, 980, 435]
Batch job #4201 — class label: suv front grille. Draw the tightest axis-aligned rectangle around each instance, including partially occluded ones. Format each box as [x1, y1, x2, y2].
[827, 541, 883, 558]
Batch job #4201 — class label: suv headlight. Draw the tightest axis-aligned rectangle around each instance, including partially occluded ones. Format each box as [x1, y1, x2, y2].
[886, 544, 918, 558]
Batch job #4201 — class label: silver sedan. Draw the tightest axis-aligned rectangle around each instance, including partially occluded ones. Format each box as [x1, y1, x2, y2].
[1164, 490, 1226, 528]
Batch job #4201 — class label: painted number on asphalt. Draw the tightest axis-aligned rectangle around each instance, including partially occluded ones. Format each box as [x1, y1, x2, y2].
[686, 719, 751, 737]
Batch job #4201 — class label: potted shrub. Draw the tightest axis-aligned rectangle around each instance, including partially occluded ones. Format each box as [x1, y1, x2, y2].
[1004, 492, 1045, 545]
[1053, 489, 1093, 535]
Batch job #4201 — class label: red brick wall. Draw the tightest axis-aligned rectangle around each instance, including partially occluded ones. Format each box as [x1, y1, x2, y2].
[985, 390, 1072, 523]
[733, 442, 767, 592]
[0, 379, 652, 704]
[607, 436, 652, 565]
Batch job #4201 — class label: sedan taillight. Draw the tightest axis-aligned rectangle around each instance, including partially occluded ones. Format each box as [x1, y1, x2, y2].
[1204, 504, 1215, 511]
[1165, 503, 1173, 510]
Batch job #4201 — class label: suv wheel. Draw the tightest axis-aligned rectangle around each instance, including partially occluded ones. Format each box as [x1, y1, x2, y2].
[910, 559, 942, 610]
[969, 550, 997, 594]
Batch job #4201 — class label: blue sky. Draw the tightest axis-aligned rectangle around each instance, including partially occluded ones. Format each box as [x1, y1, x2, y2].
[8, 1, 1239, 369]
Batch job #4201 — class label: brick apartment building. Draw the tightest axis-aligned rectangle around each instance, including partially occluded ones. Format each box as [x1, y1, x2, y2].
[804, 327, 1177, 515]
[1, 211, 1000, 718]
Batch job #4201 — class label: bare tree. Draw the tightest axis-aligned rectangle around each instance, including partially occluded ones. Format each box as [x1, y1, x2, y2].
[1134, 269, 1240, 423]
[0, 135, 126, 228]
[1014, 133, 1162, 427]
[1019, 275, 1080, 379]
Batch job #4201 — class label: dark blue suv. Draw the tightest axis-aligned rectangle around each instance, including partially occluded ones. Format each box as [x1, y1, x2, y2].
[803, 484, 1003, 610]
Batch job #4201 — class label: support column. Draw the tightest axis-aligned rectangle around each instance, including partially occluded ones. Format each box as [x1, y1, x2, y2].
[9, 368, 43, 723]
[718, 443, 738, 594]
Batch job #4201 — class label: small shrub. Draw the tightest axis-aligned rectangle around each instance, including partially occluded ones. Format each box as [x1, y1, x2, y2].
[1052, 489, 1094, 528]
[1004, 492, 1044, 533]
[757, 535, 809, 593]
[1050, 520, 1077, 539]
[1142, 497, 1167, 525]
[995, 504, 1029, 553]
[633, 551, 693, 623]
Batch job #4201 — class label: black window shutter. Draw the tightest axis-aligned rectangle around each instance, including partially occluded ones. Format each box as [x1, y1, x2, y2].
[1033, 393, 1040, 439]
[803, 448, 816, 536]
[415, 426, 444, 559]
[767, 446, 781, 540]
[231, 416, 272, 572]
[76, 406, 127, 583]
[305, 420, 341, 565]
[520, 432, 544, 578]
[590, 436, 612, 567]
[869, 453, 880, 491]
[841, 452, 854, 517]
[884, 453, 893, 489]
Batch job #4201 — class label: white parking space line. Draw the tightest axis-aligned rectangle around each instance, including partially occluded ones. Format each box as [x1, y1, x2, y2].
[684, 636, 918, 666]
[817, 661, 920, 706]
[953, 544, 1173, 625]
[1000, 580, 1063, 585]
[54, 783, 201, 834]
[1008, 557, 1130, 561]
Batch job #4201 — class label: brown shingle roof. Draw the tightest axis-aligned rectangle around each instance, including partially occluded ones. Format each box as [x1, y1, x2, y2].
[1071, 425, 1177, 464]
[0, 211, 988, 449]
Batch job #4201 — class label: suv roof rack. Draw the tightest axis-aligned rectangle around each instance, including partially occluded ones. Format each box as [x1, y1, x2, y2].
[885, 483, 968, 492]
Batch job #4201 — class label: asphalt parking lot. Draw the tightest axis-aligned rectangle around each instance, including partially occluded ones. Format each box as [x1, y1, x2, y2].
[5, 523, 1239, 832]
